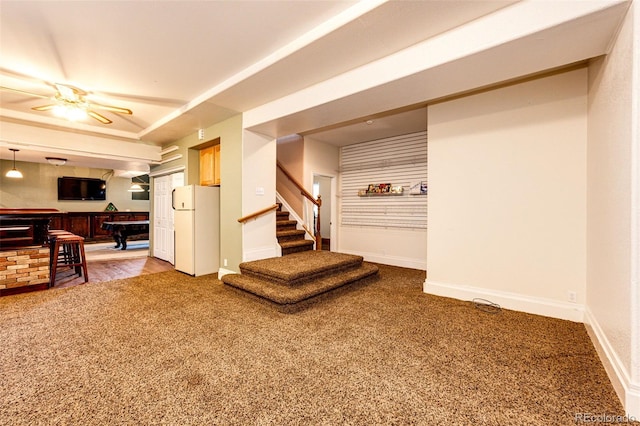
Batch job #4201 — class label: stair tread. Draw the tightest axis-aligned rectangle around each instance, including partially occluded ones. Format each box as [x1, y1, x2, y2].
[222, 262, 379, 305]
[276, 229, 305, 237]
[238, 250, 364, 285]
[278, 239, 314, 248]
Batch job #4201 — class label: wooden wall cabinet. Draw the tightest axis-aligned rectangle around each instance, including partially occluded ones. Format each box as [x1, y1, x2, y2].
[199, 144, 220, 186]
[60, 211, 149, 241]
[66, 213, 91, 238]
[92, 214, 113, 239]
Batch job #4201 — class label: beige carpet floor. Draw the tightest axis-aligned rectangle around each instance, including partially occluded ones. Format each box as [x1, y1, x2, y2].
[0, 264, 626, 425]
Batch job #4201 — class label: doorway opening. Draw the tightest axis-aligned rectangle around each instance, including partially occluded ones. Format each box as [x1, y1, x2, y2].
[312, 173, 334, 251]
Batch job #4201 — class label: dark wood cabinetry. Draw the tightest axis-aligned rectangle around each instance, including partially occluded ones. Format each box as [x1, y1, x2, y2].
[0, 210, 149, 246]
[54, 211, 149, 241]
[66, 214, 91, 237]
[49, 215, 64, 231]
[92, 214, 113, 239]
[0, 209, 59, 249]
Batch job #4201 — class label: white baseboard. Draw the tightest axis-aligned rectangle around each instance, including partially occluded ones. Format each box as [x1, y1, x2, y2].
[217, 267, 236, 279]
[423, 279, 585, 322]
[340, 249, 427, 270]
[584, 307, 640, 418]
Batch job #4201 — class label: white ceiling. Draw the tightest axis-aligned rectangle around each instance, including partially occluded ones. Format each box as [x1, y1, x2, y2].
[0, 0, 630, 168]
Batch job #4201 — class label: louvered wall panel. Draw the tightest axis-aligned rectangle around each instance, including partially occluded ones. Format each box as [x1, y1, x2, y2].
[340, 131, 427, 229]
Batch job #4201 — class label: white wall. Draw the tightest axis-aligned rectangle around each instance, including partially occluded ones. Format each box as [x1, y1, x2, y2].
[277, 134, 304, 217]
[340, 227, 427, 270]
[242, 130, 277, 262]
[425, 68, 588, 322]
[586, 2, 640, 416]
[0, 160, 149, 212]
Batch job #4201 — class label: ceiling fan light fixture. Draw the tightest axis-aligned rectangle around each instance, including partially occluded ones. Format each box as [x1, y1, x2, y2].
[5, 83, 131, 125]
[5, 148, 23, 179]
[53, 102, 88, 121]
[56, 83, 79, 101]
[46, 157, 67, 166]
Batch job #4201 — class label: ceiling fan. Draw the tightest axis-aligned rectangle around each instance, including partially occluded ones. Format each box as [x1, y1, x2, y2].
[1, 83, 132, 124]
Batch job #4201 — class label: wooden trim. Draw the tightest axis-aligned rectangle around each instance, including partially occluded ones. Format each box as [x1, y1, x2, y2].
[277, 161, 320, 207]
[238, 204, 279, 223]
[0, 282, 49, 297]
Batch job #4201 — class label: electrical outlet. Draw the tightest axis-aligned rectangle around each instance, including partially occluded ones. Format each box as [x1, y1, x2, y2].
[224, 259, 228, 267]
[568, 291, 577, 303]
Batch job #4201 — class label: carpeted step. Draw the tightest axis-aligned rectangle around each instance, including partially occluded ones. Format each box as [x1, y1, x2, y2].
[276, 211, 290, 220]
[276, 229, 306, 242]
[276, 219, 297, 231]
[238, 251, 365, 286]
[222, 262, 379, 306]
[280, 239, 314, 255]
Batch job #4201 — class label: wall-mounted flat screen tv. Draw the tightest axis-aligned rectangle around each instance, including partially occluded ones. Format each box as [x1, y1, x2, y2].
[57, 177, 107, 201]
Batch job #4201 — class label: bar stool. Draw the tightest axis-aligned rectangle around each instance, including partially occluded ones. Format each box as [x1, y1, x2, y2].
[49, 233, 89, 287]
[47, 230, 74, 271]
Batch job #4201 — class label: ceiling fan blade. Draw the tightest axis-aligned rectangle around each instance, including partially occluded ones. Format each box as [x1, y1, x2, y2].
[87, 110, 112, 124]
[1, 86, 51, 99]
[89, 102, 132, 115]
[32, 104, 56, 111]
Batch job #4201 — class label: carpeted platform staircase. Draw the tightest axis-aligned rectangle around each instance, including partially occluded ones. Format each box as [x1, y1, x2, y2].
[276, 206, 314, 255]
[222, 251, 379, 311]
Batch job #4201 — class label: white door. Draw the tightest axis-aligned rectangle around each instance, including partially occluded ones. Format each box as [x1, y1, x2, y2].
[153, 175, 171, 262]
[153, 172, 184, 263]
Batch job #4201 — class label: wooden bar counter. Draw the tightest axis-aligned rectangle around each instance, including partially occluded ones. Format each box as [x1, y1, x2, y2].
[0, 209, 58, 296]
[0, 209, 149, 296]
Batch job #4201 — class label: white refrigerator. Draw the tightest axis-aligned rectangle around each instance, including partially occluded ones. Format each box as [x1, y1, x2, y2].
[172, 185, 220, 276]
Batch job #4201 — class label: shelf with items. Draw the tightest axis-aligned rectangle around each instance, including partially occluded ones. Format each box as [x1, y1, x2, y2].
[407, 180, 428, 196]
[357, 183, 405, 197]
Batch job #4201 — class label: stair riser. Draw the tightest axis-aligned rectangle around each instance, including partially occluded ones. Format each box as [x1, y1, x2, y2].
[282, 246, 313, 255]
[240, 262, 363, 286]
[223, 263, 380, 309]
[277, 234, 307, 243]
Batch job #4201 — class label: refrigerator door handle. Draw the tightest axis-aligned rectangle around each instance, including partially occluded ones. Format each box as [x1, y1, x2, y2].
[171, 188, 176, 210]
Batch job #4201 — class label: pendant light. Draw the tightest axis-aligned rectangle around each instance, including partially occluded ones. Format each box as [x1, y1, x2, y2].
[5, 149, 23, 178]
[128, 183, 145, 192]
[128, 175, 149, 192]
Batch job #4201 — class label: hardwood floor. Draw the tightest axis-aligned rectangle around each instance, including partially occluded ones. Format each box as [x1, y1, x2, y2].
[52, 256, 174, 290]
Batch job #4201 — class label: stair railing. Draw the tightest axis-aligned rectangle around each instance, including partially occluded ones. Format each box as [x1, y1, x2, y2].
[237, 204, 279, 223]
[276, 161, 322, 250]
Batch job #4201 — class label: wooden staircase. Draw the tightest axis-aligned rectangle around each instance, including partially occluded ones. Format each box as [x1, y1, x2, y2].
[276, 205, 314, 255]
